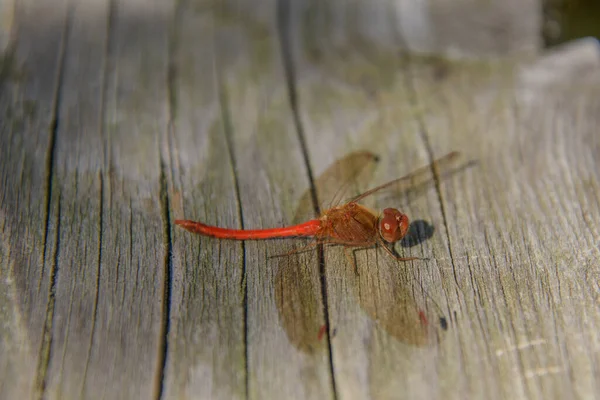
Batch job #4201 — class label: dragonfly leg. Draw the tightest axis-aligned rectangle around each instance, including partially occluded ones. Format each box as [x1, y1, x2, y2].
[379, 239, 427, 262]
[344, 247, 359, 276]
[269, 237, 341, 259]
[268, 240, 319, 259]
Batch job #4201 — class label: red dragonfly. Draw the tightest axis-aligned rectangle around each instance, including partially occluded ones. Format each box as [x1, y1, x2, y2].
[177, 151, 469, 349]
[175, 151, 463, 262]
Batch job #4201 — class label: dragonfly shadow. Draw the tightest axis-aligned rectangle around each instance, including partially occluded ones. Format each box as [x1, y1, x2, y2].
[399, 220, 435, 248]
[274, 151, 380, 354]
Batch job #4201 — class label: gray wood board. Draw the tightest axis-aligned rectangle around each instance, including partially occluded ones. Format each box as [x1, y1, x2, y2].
[2, 0, 173, 398]
[1, 0, 599, 399]
[1, 0, 70, 398]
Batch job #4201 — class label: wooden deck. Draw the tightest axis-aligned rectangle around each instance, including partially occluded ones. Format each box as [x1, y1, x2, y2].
[1, 0, 599, 399]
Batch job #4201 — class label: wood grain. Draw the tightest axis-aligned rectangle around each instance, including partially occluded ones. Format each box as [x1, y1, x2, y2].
[292, 31, 459, 399]
[225, 0, 541, 57]
[1, 0, 173, 398]
[405, 39, 600, 399]
[41, 0, 173, 399]
[1, 0, 599, 399]
[0, 0, 70, 398]
[161, 2, 248, 399]
[163, 1, 333, 399]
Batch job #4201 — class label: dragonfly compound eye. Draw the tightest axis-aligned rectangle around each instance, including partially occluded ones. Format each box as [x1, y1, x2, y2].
[380, 208, 409, 243]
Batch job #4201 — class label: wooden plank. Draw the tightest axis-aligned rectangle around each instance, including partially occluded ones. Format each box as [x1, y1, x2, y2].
[1, 0, 598, 398]
[293, 36, 462, 399]
[38, 0, 173, 398]
[425, 0, 541, 56]
[292, 21, 600, 400]
[0, 0, 69, 398]
[283, 0, 540, 58]
[405, 39, 600, 399]
[164, 1, 334, 399]
[39, 0, 108, 397]
[77, 0, 172, 398]
[0, 0, 15, 53]
[161, 2, 247, 399]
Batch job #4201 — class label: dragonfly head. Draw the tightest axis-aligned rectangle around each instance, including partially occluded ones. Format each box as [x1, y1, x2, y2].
[379, 208, 409, 243]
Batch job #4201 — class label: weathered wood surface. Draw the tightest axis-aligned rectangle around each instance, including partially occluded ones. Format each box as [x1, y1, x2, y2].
[1, 0, 600, 399]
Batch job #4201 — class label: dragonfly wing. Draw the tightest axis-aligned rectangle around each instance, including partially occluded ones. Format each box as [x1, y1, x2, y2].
[350, 152, 471, 204]
[293, 151, 379, 224]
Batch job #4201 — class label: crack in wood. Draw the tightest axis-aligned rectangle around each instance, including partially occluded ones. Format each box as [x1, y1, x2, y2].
[35, 4, 72, 399]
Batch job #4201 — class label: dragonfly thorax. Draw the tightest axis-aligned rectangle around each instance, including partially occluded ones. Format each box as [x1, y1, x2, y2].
[379, 208, 409, 243]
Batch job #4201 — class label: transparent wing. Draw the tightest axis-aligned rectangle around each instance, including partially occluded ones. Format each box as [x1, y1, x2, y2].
[349, 151, 472, 204]
[292, 151, 379, 224]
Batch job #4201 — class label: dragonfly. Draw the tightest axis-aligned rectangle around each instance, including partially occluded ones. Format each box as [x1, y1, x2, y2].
[176, 151, 464, 263]
[177, 151, 469, 349]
